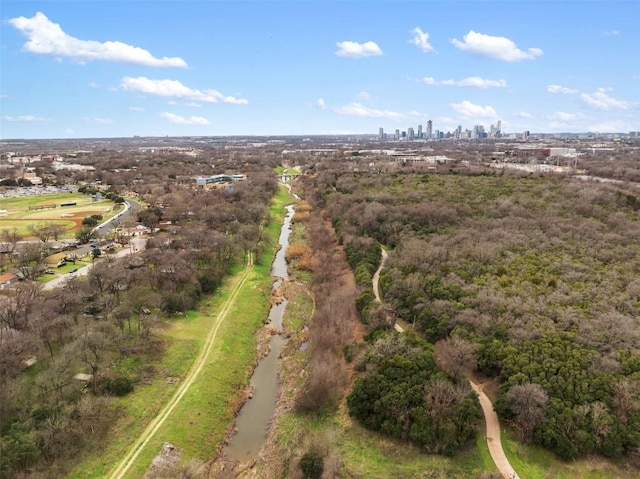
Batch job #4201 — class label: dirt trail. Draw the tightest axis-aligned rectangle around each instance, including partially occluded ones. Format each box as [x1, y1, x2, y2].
[372, 246, 519, 479]
[469, 380, 520, 479]
[107, 254, 253, 479]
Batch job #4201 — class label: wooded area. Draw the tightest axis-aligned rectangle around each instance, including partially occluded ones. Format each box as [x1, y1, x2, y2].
[304, 169, 640, 464]
[0, 151, 278, 477]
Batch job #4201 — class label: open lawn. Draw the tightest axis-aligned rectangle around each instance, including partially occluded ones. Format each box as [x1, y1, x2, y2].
[0, 192, 118, 239]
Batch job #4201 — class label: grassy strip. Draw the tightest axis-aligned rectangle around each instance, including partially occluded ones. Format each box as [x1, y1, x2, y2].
[272, 411, 492, 478]
[119, 266, 271, 477]
[67, 186, 293, 478]
[501, 431, 636, 479]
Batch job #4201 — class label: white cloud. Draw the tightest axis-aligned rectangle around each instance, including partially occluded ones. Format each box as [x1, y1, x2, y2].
[318, 98, 423, 121]
[85, 117, 114, 125]
[550, 111, 578, 121]
[185, 102, 202, 107]
[65, 129, 75, 134]
[587, 119, 629, 132]
[515, 111, 534, 119]
[580, 88, 630, 110]
[335, 41, 383, 58]
[129, 106, 145, 112]
[88, 81, 99, 88]
[121, 77, 248, 104]
[160, 112, 210, 125]
[422, 76, 507, 88]
[451, 30, 542, 61]
[3, 115, 53, 122]
[409, 27, 434, 53]
[357, 91, 371, 100]
[0, 94, 9, 99]
[605, 30, 620, 36]
[334, 102, 404, 121]
[451, 100, 497, 118]
[9, 12, 187, 67]
[547, 84, 578, 94]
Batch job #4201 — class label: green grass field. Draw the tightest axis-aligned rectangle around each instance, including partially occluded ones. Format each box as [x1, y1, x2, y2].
[0, 192, 118, 239]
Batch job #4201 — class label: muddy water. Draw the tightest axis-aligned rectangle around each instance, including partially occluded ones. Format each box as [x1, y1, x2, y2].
[222, 203, 295, 462]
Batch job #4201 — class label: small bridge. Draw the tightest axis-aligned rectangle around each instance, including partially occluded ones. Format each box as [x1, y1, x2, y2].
[279, 173, 301, 180]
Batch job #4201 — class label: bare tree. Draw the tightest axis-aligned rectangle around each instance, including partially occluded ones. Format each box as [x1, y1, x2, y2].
[28, 223, 53, 243]
[505, 383, 549, 442]
[436, 335, 478, 379]
[611, 378, 640, 424]
[0, 282, 42, 332]
[1, 227, 22, 254]
[49, 223, 66, 241]
[14, 242, 46, 280]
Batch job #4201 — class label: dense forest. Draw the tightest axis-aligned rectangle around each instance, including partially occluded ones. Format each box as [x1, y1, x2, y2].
[303, 169, 640, 464]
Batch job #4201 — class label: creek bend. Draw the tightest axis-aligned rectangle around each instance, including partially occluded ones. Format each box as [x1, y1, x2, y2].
[222, 202, 295, 463]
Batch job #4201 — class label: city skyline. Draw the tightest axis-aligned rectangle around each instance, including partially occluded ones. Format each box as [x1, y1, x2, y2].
[378, 119, 504, 141]
[1, 1, 639, 139]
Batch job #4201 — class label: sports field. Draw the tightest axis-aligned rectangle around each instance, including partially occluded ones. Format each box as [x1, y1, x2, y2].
[0, 192, 119, 239]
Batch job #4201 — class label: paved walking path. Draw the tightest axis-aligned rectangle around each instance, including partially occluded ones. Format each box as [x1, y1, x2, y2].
[469, 380, 520, 479]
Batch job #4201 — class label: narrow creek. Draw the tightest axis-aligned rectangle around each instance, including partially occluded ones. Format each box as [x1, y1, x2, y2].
[222, 201, 295, 463]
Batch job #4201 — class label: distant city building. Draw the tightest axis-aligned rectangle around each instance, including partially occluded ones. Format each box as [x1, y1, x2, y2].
[377, 119, 510, 142]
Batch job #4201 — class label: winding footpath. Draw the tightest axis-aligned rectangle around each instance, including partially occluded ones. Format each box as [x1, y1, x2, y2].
[372, 249, 404, 333]
[372, 247, 519, 479]
[107, 253, 254, 479]
[469, 381, 520, 479]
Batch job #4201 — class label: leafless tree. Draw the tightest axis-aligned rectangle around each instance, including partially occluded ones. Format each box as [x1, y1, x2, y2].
[1, 227, 22, 254]
[505, 383, 549, 442]
[436, 335, 478, 379]
[28, 223, 53, 243]
[14, 242, 46, 280]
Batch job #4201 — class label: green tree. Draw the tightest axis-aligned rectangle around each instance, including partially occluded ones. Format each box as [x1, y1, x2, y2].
[75, 226, 97, 244]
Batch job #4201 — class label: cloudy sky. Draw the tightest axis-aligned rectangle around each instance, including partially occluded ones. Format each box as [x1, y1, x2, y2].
[1, 1, 638, 138]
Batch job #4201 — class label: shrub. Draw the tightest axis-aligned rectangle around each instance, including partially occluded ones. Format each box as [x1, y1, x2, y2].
[299, 451, 324, 479]
[103, 376, 134, 396]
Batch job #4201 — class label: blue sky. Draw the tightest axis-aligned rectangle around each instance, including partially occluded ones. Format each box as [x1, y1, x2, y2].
[1, 1, 638, 139]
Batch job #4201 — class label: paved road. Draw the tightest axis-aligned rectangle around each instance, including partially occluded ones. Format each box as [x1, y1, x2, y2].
[93, 198, 141, 237]
[42, 237, 147, 291]
[107, 253, 254, 479]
